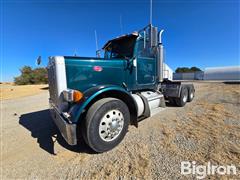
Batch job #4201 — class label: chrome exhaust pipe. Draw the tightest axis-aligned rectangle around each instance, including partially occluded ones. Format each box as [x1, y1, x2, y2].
[158, 29, 164, 44]
[158, 30, 164, 82]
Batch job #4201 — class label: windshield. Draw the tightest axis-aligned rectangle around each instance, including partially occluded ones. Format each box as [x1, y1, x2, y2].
[104, 35, 137, 59]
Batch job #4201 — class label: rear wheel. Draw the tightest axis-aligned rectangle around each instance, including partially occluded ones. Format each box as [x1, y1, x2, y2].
[187, 87, 195, 102]
[82, 98, 130, 153]
[168, 97, 176, 106]
[175, 86, 188, 107]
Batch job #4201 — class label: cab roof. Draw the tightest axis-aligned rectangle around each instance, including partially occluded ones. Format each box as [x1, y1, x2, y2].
[102, 32, 138, 50]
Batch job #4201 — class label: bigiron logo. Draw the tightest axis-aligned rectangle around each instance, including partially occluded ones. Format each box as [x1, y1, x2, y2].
[181, 161, 238, 179]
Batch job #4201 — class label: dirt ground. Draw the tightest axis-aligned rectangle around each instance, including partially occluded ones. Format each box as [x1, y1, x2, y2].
[0, 83, 48, 100]
[1, 82, 240, 179]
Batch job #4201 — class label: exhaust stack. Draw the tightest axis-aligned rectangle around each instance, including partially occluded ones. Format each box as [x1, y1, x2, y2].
[158, 30, 164, 82]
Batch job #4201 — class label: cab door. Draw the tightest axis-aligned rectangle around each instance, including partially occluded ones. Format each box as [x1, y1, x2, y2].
[136, 38, 156, 85]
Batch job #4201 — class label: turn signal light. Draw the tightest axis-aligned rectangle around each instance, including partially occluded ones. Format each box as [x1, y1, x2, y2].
[63, 89, 84, 103]
[73, 90, 83, 102]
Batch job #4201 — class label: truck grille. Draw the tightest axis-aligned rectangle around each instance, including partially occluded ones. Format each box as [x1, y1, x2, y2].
[47, 59, 59, 105]
[47, 56, 68, 112]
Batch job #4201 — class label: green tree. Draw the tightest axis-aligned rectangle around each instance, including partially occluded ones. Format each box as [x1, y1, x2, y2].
[190, 66, 202, 72]
[175, 66, 202, 73]
[175, 67, 190, 73]
[14, 66, 48, 85]
[32, 68, 48, 84]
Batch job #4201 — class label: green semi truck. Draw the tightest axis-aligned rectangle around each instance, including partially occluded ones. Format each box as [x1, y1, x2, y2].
[47, 24, 195, 152]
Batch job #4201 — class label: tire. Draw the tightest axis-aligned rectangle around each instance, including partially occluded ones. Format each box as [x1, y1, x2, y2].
[168, 97, 176, 106]
[187, 87, 195, 102]
[82, 98, 130, 153]
[175, 86, 188, 107]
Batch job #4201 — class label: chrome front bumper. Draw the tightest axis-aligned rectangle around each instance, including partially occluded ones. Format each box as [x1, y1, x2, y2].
[49, 102, 77, 145]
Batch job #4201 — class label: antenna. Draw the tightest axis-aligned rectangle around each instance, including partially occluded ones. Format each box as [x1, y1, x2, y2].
[94, 30, 99, 51]
[74, 49, 77, 56]
[150, 0, 152, 24]
[120, 14, 123, 34]
[94, 30, 100, 57]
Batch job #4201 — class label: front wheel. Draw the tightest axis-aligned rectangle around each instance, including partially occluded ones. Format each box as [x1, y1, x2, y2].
[82, 98, 130, 153]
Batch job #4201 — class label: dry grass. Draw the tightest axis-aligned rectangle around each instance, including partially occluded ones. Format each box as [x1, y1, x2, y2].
[87, 143, 153, 179]
[157, 84, 240, 176]
[0, 83, 48, 100]
[177, 102, 240, 162]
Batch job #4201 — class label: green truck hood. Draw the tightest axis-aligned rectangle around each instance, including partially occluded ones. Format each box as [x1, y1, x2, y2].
[64, 56, 126, 93]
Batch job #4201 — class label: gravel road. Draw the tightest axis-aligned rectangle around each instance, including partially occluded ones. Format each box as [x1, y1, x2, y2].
[2, 82, 240, 179]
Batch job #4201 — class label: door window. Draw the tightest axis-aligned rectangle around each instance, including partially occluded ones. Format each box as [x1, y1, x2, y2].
[137, 39, 156, 84]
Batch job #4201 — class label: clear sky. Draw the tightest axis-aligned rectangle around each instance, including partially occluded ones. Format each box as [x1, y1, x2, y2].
[1, 0, 239, 82]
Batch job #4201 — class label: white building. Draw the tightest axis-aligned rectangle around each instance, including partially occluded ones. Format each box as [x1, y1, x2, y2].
[204, 66, 240, 80]
[163, 63, 173, 80]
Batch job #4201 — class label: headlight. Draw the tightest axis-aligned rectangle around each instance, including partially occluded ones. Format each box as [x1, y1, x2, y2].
[63, 89, 83, 103]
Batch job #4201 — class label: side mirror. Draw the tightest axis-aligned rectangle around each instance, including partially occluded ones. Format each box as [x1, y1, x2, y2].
[132, 57, 137, 67]
[128, 56, 137, 67]
[36, 56, 42, 65]
[96, 50, 101, 58]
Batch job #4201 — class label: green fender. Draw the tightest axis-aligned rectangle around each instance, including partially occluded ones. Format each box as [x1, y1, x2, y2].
[68, 85, 138, 126]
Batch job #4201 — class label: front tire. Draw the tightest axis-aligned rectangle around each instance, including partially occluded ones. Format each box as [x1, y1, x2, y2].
[82, 98, 130, 153]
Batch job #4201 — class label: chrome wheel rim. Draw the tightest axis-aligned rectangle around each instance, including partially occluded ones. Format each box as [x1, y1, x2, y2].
[99, 109, 124, 142]
[190, 92, 194, 99]
[183, 93, 187, 102]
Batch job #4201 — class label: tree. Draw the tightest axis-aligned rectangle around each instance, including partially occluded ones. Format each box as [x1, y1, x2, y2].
[190, 67, 202, 72]
[175, 66, 202, 73]
[32, 68, 48, 84]
[175, 67, 189, 73]
[14, 66, 48, 85]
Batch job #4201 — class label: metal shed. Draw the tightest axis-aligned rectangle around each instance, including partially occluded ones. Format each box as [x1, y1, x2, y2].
[204, 66, 240, 80]
[173, 71, 204, 80]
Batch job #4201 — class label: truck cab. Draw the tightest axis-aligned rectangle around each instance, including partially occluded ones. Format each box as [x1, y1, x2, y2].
[47, 24, 195, 152]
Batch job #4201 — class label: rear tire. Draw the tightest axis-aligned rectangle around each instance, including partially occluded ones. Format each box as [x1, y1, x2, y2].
[82, 98, 130, 153]
[168, 97, 176, 106]
[187, 87, 195, 102]
[175, 86, 188, 107]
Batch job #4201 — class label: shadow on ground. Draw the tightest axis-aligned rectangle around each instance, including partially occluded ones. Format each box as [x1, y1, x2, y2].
[19, 109, 94, 155]
[223, 81, 240, 85]
[40, 86, 49, 90]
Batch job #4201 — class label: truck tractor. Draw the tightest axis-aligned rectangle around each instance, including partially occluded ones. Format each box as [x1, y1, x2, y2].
[47, 24, 195, 152]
